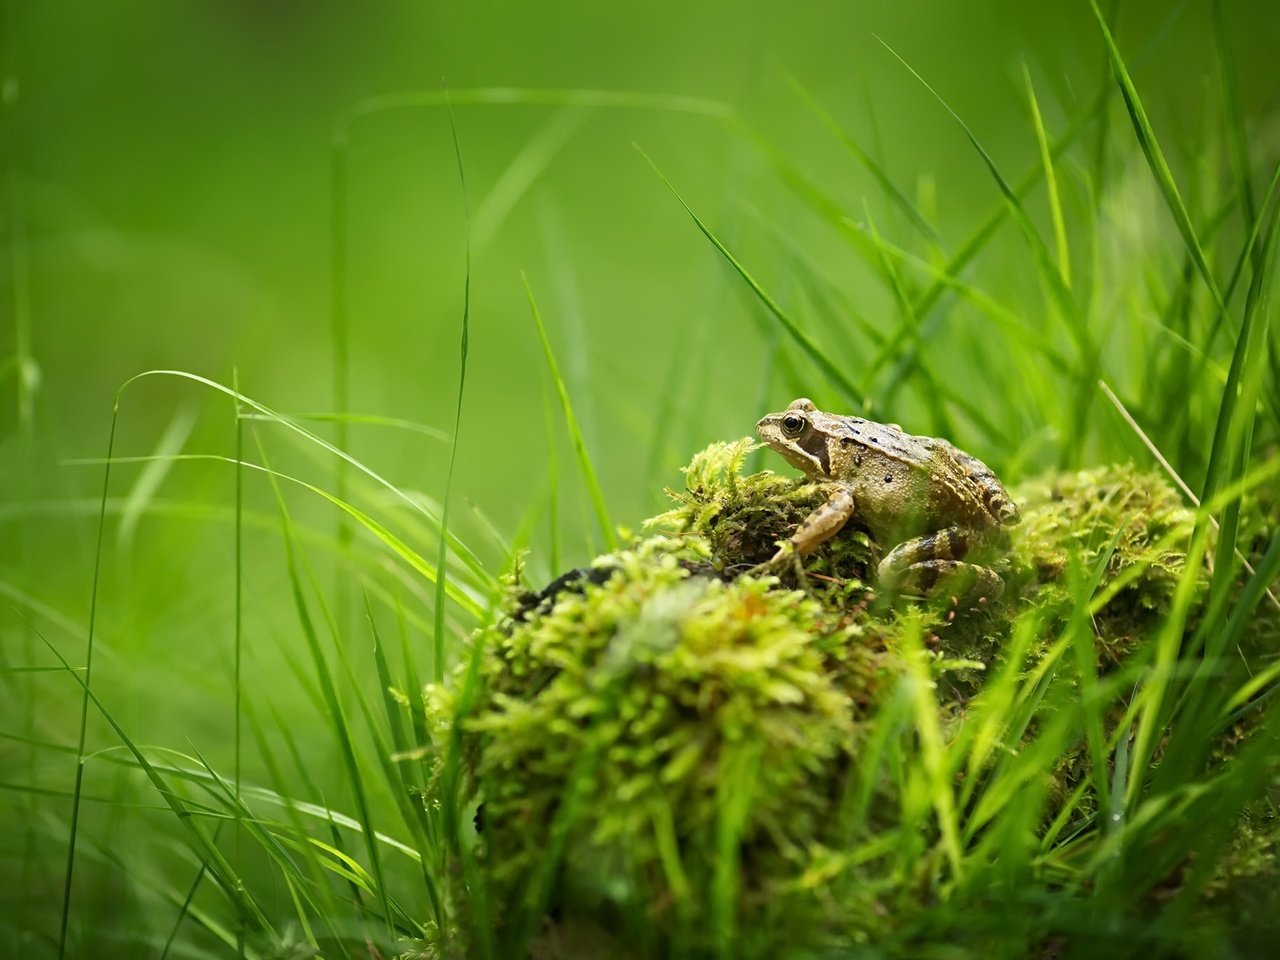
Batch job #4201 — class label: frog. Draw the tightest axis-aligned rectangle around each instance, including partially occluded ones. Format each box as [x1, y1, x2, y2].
[754, 398, 1020, 599]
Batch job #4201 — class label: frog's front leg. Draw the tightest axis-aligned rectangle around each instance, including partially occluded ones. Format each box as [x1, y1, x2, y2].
[877, 526, 1003, 600]
[761, 486, 856, 569]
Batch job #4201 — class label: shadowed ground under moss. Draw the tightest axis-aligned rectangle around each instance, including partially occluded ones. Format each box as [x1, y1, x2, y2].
[420, 440, 1278, 959]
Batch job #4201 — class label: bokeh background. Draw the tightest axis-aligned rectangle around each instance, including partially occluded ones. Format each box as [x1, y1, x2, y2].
[7, 1, 1277, 525]
[2, 0, 1278, 954]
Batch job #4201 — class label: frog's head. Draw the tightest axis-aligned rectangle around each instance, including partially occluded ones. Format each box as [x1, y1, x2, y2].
[756, 397, 832, 479]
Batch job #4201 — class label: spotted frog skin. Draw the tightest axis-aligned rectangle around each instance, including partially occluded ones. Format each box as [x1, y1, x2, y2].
[755, 398, 1020, 598]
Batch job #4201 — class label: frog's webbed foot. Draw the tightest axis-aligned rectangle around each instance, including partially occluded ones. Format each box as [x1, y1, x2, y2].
[877, 526, 1003, 601]
[753, 486, 856, 574]
[886, 559, 1004, 602]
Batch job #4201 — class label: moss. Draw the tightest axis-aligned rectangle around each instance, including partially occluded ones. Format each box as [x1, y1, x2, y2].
[1010, 463, 1201, 662]
[428, 441, 1221, 957]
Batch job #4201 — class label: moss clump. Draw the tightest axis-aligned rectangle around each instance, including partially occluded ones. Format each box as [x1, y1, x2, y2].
[650, 437, 878, 598]
[1011, 464, 1201, 662]
[470, 542, 881, 949]
[431, 441, 1216, 957]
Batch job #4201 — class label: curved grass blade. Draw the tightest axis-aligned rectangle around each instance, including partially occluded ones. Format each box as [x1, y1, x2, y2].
[71, 451, 487, 618]
[636, 145, 866, 408]
[27, 615, 275, 941]
[784, 69, 945, 249]
[113, 370, 496, 597]
[238, 411, 450, 443]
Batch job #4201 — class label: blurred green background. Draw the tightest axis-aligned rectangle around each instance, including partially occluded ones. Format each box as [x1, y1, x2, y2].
[2, 0, 1277, 954]
[7, 0, 1276, 526]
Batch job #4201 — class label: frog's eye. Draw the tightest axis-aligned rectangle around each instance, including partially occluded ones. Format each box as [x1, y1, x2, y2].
[781, 414, 806, 437]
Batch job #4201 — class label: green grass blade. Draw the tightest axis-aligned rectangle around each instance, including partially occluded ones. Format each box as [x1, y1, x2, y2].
[433, 87, 473, 683]
[238, 410, 450, 442]
[438, 621, 497, 959]
[232, 370, 245, 959]
[1222, 162, 1280, 309]
[242, 696, 345, 945]
[58, 397, 118, 960]
[474, 105, 591, 255]
[784, 69, 945, 249]
[257, 436, 394, 942]
[1213, 0, 1256, 229]
[27, 616, 274, 937]
[1022, 62, 1071, 287]
[116, 406, 196, 563]
[1088, 0, 1226, 315]
[861, 202, 953, 436]
[875, 37, 1078, 333]
[72, 450, 489, 618]
[363, 592, 444, 924]
[523, 272, 617, 551]
[542, 374, 563, 574]
[159, 824, 223, 960]
[899, 616, 964, 881]
[117, 369, 496, 592]
[1201, 186, 1280, 591]
[636, 146, 867, 408]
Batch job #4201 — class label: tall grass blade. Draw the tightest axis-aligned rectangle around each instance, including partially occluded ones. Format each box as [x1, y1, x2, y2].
[784, 70, 944, 249]
[1088, 0, 1226, 314]
[258, 436, 395, 941]
[860, 203, 952, 435]
[1200, 186, 1280, 598]
[57, 397, 119, 960]
[365, 592, 445, 925]
[1212, 0, 1256, 228]
[474, 106, 591, 255]
[232, 369, 245, 959]
[636, 146, 867, 408]
[523, 273, 617, 551]
[1022, 63, 1071, 287]
[243, 696, 347, 943]
[433, 86, 473, 683]
[875, 37, 1078, 332]
[159, 825, 223, 960]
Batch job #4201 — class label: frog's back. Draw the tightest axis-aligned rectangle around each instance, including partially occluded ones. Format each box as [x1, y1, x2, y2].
[837, 417, 1012, 534]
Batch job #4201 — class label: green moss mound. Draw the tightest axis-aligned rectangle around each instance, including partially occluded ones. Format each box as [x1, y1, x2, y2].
[431, 441, 1229, 957]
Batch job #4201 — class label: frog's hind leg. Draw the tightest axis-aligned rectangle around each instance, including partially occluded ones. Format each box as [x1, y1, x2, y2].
[893, 559, 1003, 601]
[937, 439, 1020, 524]
[877, 526, 1003, 600]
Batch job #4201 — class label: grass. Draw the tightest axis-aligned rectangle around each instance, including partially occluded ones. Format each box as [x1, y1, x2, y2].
[4, 7, 1280, 960]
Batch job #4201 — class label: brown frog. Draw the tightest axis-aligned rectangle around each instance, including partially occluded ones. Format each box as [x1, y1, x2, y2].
[755, 398, 1019, 598]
